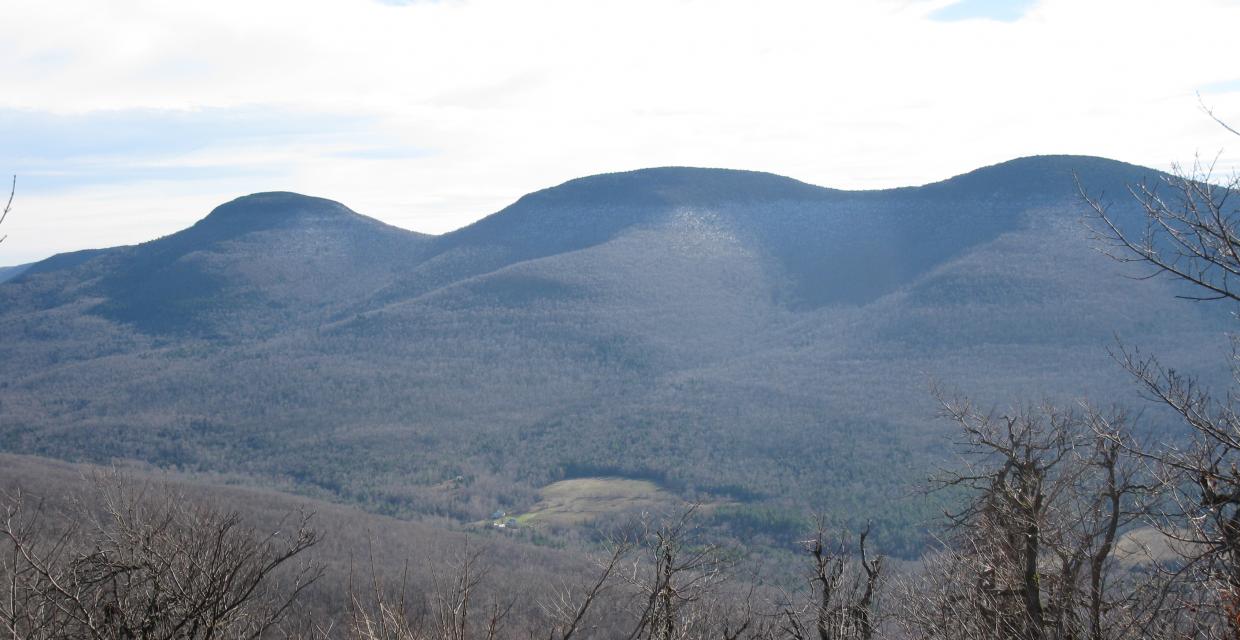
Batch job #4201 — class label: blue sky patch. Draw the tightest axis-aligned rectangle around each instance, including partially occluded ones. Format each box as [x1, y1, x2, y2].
[930, 0, 1037, 23]
[0, 107, 430, 195]
[1200, 78, 1240, 94]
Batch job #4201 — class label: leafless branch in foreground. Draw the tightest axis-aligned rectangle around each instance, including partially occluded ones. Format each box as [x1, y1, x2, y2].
[0, 471, 322, 640]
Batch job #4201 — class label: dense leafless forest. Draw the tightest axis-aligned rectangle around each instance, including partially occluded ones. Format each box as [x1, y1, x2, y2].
[3, 155, 1232, 559]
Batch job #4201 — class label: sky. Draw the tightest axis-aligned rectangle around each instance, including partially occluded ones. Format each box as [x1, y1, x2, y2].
[1, 0, 1238, 264]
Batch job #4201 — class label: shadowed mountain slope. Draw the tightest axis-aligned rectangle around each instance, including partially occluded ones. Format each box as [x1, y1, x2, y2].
[0, 262, 30, 283]
[10, 192, 432, 336]
[364, 157, 1160, 312]
[0, 155, 1226, 556]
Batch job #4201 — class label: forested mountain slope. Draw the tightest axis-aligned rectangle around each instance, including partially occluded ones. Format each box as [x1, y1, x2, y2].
[10, 192, 433, 336]
[1, 156, 1228, 556]
[0, 263, 30, 283]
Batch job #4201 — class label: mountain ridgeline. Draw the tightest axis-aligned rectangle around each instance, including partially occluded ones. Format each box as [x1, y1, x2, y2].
[0, 156, 1229, 556]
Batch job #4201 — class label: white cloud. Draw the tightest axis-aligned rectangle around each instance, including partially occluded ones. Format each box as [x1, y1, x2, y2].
[1, 0, 1238, 263]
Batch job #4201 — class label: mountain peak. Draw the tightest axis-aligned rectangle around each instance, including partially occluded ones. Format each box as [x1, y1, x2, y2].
[201, 192, 355, 227]
[924, 155, 1164, 199]
[514, 166, 836, 210]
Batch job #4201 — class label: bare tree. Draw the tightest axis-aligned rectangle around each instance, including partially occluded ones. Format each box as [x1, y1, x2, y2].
[341, 505, 768, 640]
[340, 534, 534, 640]
[1081, 106, 1240, 638]
[897, 396, 1151, 640]
[0, 472, 321, 640]
[616, 505, 752, 640]
[1, 176, 13, 245]
[1083, 153, 1240, 304]
[540, 537, 631, 640]
[778, 521, 884, 640]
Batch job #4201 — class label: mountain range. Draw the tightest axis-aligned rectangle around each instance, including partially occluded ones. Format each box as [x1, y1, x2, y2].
[1, 155, 1231, 556]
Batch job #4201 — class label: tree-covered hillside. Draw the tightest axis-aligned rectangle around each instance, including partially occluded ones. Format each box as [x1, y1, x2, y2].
[0, 156, 1230, 556]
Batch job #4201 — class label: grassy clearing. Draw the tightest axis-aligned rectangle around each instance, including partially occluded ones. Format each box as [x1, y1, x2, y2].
[513, 477, 680, 527]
